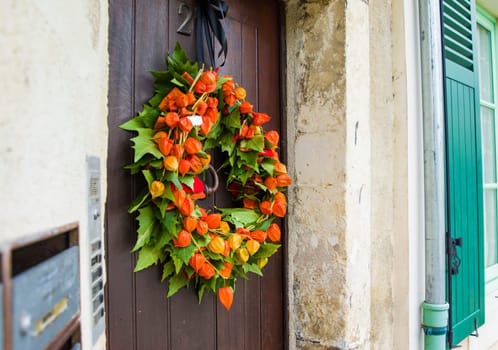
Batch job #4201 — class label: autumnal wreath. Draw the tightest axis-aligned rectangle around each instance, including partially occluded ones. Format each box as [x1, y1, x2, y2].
[120, 44, 291, 310]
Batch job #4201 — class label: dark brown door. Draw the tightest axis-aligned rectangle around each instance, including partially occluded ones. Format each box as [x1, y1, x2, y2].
[106, 1, 285, 349]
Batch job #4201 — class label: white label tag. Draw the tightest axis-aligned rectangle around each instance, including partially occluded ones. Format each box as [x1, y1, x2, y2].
[188, 115, 203, 126]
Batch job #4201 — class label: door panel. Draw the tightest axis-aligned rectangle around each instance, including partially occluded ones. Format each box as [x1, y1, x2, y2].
[106, 1, 284, 349]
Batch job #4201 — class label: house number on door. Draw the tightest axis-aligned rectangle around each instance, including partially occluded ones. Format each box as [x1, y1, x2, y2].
[177, 2, 193, 36]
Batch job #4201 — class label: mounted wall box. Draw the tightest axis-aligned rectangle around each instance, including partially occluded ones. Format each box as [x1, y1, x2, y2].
[86, 156, 105, 344]
[1, 222, 81, 350]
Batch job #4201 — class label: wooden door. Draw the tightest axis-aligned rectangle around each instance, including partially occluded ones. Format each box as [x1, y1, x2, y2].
[106, 1, 285, 349]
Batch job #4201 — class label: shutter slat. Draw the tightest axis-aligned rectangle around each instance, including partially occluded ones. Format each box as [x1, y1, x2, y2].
[442, 0, 474, 71]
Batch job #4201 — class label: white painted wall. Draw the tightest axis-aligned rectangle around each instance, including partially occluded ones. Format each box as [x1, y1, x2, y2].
[0, 0, 109, 348]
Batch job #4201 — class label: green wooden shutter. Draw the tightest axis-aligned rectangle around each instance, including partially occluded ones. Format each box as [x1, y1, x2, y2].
[442, 0, 485, 346]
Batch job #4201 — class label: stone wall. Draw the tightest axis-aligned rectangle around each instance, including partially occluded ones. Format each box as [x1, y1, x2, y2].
[285, 0, 415, 348]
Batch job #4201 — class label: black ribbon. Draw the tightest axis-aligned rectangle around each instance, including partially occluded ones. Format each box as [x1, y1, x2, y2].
[195, 0, 228, 67]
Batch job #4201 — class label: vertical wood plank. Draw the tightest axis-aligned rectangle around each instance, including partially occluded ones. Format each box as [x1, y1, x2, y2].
[106, 0, 136, 348]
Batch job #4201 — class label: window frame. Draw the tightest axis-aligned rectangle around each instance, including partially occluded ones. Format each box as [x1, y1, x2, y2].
[477, 5, 498, 292]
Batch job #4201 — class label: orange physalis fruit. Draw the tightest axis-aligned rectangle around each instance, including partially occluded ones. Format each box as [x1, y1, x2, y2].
[183, 216, 198, 232]
[222, 240, 230, 257]
[194, 81, 207, 94]
[200, 71, 216, 85]
[171, 144, 184, 161]
[200, 116, 213, 135]
[198, 261, 215, 279]
[152, 131, 167, 142]
[219, 262, 233, 279]
[196, 101, 208, 116]
[220, 221, 230, 234]
[239, 101, 253, 114]
[264, 130, 280, 147]
[184, 137, 202, 155]
[276, 173, 292, 187]
[274, 162, 287, 174]
[189, 253, 206, 273]
[165, 112, 180, 128]
[157, 137, 173, 156]
[250, 229, 267, 243]
[257, 258, 269, 269]
[179, 196, 195, 216]
[163, 156, 179, 171]
[205, 107, 218, 123]
[182, 71, 194, 84]
[176, 94, 188, 108]
[154, 116, 166, 130]
[228, 234, 242, 251]
[173, 230, 191, 248]
[234, 87, 247, 100]
[196, 220, 209, 235]
[188, 155, 203, 173]
[246, 240, 260, 256]
[275, 191, 287, 204]
[224, 94, 237, 107]
[218, 286, 234, 310]
[199, 153, 211, 166]
[272, 200, 286, 218]
[236, 248, 249, 263]
[178, 117, 193, 133]
[206, 96, 218, 108]
[267, 223, 281, 242]
[150, 181, 165, 199]
[208, 236, 225, 254]
[178, 159, 191, 176]
[259, 200, 273, 215]
[251, 112, 271, 126]
[243, 197, 258, 209]
[264, 176, 278, 191]
[205, 213, 222, 229]
[186, 92, 196, 106]
[173, 187, 186, 207]
[222, 79, 235, 96]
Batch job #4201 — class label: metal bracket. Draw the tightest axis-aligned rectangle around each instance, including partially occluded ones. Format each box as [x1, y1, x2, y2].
[470, 318, 479, 337]
[449, 236, 462, 275]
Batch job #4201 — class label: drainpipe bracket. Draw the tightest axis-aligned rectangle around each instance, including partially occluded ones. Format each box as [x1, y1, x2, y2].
[422, 302, 449, 337]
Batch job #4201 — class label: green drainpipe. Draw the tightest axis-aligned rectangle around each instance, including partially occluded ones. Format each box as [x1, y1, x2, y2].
[419, 0, 449, 348]
[423, 303, 449, 348]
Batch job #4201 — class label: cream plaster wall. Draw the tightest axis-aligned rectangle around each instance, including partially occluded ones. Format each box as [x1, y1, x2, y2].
[0, 0, 109, 348]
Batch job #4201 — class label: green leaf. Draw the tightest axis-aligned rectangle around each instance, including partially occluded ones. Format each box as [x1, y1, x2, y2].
[237, 150, 259, 170]
[218, 208, 260, 227]
[134, 243, 162, 272]
[171, 253, 183, 274]
[161, 260, 175, 281]
[173, 245, 196, 265]
[245, 135, 265, 152]
[120, 118, 144, 132]
[167, 273, 189, 297]
[150, 70, 173, 84]
[131, 128, 163, 162]
[128, 188, 150, 213]
[253, 243, 281, 259]
[148, 93, 163, 107]
[142, 170, 155, 187]
[132, 206, 155, 252]
[197, 283, 208, 303]
[121, 105, 161, 131]
[171, 77, 185, 87]
[243, 263, 263, 276]
[224, 110, 242, 129]
[165, 171, 182, 189]
[161, 183, 175, 202]
[261, 159, 276, 176]
[179, 175, 194, 190]
[220, 132, 236, 154]
[162, 211, 180, 235]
